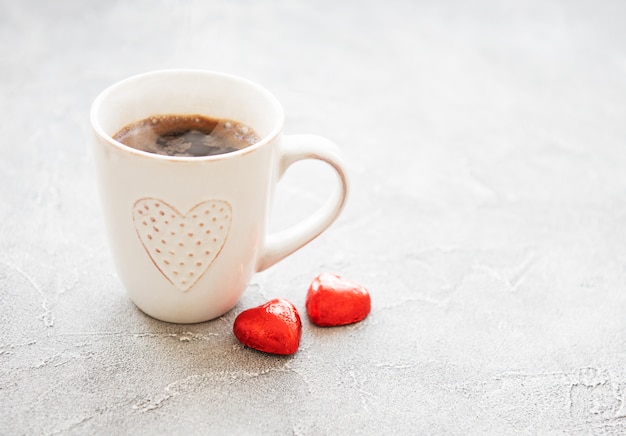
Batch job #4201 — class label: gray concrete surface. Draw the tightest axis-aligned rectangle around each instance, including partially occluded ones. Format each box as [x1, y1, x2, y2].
[2, 0, 626, 434]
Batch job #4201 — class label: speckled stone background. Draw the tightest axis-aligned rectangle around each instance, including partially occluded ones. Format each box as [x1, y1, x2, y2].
[2, 0, 626, 434]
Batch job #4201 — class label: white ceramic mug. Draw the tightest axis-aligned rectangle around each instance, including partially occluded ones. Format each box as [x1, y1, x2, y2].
[90, 70, 349, 323]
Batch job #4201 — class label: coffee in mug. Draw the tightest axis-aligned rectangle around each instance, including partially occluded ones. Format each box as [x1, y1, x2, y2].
[113, 114, 260, 157]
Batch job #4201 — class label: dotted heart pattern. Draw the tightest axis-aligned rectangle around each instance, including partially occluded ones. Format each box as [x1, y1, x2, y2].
[132, 198, 232, 292]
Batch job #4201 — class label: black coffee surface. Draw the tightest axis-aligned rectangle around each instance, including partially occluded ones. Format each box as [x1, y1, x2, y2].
[113, 114, 260, 157]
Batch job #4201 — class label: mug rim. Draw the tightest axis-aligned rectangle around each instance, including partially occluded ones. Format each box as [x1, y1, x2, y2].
[90, 69, 285, 162]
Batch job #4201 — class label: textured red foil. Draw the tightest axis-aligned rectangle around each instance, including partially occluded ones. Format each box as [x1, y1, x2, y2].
[306, 273, 371, 327]
[233, 298, 302, 355]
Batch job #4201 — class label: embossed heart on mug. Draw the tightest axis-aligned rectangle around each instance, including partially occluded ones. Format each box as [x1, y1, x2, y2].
[132, 198, 232, 292]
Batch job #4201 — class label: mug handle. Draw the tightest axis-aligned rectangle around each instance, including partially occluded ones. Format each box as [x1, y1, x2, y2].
[256, 134, 349, 272]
